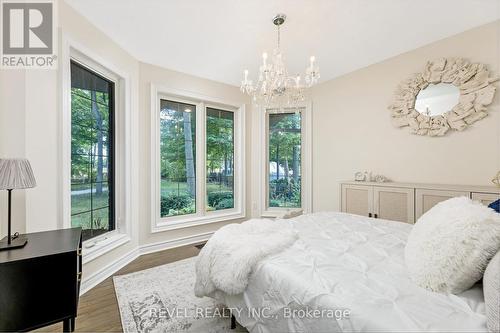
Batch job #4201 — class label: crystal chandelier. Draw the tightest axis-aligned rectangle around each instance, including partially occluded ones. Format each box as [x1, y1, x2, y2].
[240, 14, 320, 108]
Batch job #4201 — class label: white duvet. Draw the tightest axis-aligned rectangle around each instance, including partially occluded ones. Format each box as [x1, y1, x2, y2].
[215, 212, 487, 332]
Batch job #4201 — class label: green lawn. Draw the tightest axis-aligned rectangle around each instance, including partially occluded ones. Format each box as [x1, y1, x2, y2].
[71, 187, 110, 232]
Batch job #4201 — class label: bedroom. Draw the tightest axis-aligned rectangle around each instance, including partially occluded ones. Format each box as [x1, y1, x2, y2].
[0, 0, 499, 332]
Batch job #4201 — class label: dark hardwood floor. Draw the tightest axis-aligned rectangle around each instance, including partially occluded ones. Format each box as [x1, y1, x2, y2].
[35, 244, 201, 333]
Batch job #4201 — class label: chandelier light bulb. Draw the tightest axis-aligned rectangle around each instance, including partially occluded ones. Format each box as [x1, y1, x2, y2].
[310, 56, 316, 68]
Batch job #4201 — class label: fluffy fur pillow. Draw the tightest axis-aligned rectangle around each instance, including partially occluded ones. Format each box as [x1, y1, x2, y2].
[405, 196, 500, 294]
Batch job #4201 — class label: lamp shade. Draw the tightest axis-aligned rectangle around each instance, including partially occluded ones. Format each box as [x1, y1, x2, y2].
[0, 159, 37, 190]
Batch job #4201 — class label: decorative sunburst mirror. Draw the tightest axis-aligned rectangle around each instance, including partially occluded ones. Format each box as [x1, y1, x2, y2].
[389, 58, 499, 136]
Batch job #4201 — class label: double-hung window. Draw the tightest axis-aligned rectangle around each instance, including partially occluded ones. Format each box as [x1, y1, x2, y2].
[70, 61, 115, 242]
[152, 89, 244, 231]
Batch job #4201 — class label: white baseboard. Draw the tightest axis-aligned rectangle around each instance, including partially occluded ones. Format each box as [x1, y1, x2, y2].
[80, 247, 139, 295]
[80, 231, 213, 295]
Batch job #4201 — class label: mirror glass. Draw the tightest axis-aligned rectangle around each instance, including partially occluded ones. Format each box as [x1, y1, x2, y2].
[415, 83, 460, 116]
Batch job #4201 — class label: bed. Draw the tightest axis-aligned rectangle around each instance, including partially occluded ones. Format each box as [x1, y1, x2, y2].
[213, 212, 487, 332]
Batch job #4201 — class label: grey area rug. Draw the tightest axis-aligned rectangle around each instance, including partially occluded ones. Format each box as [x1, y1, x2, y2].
[113, 256, 247, 333]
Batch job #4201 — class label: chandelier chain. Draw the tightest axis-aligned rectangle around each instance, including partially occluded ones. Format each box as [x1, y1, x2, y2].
[277, 24, 280, 50]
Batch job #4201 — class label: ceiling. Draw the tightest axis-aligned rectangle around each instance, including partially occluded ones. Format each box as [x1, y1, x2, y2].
[65, 0, 500, 86]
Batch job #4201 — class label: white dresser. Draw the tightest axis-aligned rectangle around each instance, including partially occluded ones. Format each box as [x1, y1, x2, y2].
[340, 181, 500, 224]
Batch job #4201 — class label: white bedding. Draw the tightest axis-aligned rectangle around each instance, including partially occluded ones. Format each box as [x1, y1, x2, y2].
[215, 212, 487, 332]
[195, 218, 298, 297]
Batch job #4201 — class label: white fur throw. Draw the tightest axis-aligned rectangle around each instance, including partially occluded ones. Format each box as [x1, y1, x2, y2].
[194, 218, 298, 297]
[405, 197, 500, 294]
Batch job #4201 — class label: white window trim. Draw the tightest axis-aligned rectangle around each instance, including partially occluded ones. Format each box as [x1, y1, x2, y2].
[258, 103, 312, 218]
[59, 33, 133, 263]
[150, 84, 246, 233]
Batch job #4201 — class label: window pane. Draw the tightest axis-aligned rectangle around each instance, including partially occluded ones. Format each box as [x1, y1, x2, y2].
[92, 183, 110, 210]
[160, 100, 196, 217]
[71, 183, 91, 215]
[206, 108, 234, 211]
[92, 207, 110, 237]
[70, 61, 115, 241]
[268, 112, 302, 208]
[71, 211, 91, 237]
[71, 153, 91, 184]
[90, 155, 109, 183]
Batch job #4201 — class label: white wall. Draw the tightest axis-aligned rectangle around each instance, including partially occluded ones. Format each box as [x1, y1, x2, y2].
[24, 70, 59, 233]
[0, 70, 60, 236]
[0, 70, 27, 237]
[310, 20, 500, 212]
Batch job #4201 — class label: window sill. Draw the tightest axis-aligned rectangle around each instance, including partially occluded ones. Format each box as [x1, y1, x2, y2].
[261, 208, 303, 219]
[152, 211, 245, 233]
[82, 232, 131, 264]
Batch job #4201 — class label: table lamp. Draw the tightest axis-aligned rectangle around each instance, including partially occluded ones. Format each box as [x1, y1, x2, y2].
[0, 158, 36, 251]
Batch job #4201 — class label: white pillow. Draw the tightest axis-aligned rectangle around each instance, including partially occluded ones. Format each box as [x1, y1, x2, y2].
[405, 196, 500, 294]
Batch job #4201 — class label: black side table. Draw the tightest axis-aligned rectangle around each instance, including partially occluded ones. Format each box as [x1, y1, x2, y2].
[0, 227, 82, 332]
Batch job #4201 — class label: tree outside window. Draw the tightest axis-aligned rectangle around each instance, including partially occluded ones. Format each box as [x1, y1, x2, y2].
[268, 112, 302, 208]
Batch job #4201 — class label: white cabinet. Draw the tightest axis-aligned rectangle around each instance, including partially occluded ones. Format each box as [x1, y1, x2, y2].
[471, 192, 500, 207]
[374, 186, 415, 223]
[341, 183, 414, 224]
[415, 189, 469, 219]
[341, 184, 373, 218]
[341, 181, 500, 224]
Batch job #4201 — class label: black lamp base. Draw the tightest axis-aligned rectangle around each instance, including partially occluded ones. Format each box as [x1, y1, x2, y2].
[0, 236, 27, 251]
